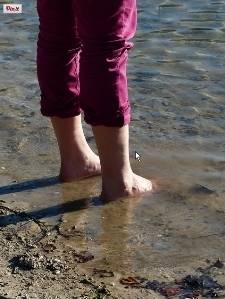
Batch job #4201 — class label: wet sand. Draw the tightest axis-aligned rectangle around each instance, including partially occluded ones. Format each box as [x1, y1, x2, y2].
[1, 0, 225, 298]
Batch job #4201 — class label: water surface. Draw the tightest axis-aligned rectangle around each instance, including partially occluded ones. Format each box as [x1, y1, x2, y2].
[0, 0, 225, 277]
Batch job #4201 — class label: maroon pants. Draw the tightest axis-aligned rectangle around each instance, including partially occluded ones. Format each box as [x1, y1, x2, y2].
[36, 0, 137, 126]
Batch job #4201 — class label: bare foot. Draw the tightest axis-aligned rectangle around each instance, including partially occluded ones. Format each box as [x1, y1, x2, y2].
[50, 116, 101, 182]
[101, 172, 153, 201]
[59, 152, 101, 182]
[131, 173, 153, 194]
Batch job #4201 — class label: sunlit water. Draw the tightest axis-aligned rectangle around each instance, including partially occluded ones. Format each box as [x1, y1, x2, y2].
[0, 0, 225, 277]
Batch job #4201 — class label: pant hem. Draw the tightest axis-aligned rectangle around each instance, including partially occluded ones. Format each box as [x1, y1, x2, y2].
[84, 114, 131, 127]
[40, 109, 81, 118]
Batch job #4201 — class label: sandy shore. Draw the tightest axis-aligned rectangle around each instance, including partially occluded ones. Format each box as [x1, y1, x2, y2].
[0, 201, 160, 299]
[1, 200, 225, 299]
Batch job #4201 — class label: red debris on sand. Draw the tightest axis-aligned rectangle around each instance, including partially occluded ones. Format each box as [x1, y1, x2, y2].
[119, 277, 143, 288]
[119, 260, 225, 298]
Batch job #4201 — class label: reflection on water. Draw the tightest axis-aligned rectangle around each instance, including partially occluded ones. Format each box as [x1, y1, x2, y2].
[0, 0, 225, 275]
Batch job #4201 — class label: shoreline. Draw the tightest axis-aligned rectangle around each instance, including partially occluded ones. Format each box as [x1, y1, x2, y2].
[1, 202, 225, 299]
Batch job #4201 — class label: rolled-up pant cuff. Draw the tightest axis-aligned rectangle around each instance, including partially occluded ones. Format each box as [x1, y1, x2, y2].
[40, 95, 81, 118]
[40, 108, 81, 118]
[79, 41, 133, 127]
[84, 105, 131, 127]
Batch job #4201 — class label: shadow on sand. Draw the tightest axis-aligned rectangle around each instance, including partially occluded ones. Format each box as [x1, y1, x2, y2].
[0, 176, 104, 227]
[0, 176, 59, 195]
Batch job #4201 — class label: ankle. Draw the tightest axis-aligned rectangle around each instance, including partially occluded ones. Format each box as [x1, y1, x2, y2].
[102, 166, 133, 180]
[60, 152, 88, 167]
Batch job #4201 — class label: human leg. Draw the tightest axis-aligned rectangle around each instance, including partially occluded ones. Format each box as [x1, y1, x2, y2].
[92, 125, 152, 199]
[51, 116, 100, 182]
[36, 0, 100, 181]
[76, 0, 152, 198]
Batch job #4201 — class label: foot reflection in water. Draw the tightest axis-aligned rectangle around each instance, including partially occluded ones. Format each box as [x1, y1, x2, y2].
[97, 196, 142, 273]
[58, 177, 147, 274]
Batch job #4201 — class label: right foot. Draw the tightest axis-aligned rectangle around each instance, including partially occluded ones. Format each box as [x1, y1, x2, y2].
[101, 173, 153, 200]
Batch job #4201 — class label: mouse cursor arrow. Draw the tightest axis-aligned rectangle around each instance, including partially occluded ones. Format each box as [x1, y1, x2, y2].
[135, 151, 141, 162]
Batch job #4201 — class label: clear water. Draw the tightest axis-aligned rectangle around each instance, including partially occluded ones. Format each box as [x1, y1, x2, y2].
[0, 0, 225, 277]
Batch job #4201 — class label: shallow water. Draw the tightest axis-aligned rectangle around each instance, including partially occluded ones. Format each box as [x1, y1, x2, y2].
[0, 0, 225, 277]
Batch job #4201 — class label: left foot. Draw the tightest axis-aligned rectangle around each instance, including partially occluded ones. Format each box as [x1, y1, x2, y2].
[59, 152, 101, 182]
